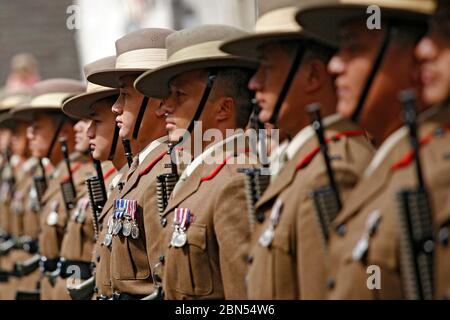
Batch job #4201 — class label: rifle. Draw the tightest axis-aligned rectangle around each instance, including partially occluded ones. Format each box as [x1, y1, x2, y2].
[238, 100, 270, 232]
[156, 142, 179, 215]
[122, 138, 133, 168]
[59, 138, 77, 210]
[306, 103, 342, 247]
[396, 89, 434, 300]
[32, 159, 48, 208]
[85, 157, 107, 241]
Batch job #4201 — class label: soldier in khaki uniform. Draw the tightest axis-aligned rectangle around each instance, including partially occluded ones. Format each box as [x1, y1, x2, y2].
[135, 25, 258, 300]
[297, 0, 450, 299]
[61, 56, 124, 300]
[220, 3, 375, 299]
[88, 28, 174, 300]
[11, 79, 91, 300]
[0, 91, 36, 300]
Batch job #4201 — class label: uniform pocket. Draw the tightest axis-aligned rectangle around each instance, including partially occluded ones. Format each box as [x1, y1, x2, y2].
[166, 223, 213, 296]
[111, 235, 151, 280]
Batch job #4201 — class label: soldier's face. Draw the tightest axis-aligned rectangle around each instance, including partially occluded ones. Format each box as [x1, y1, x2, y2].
[11, 122, 29, 157]
[87, 100, 118, 161]
[73, 119, 90, 153]
[112, 75, 145, 139]
[415, 3, 450, 106]
[162, 70, 212, 142]
[27, 113, 56, 158]
[329, 21, 421, 144]
[249, 44, 291, 124]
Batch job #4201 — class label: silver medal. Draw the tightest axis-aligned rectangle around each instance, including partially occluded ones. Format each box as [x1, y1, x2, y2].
[76, 210, 87, 224]
[122, 219, 132, 237]
[113, 219, 122, 235]
[259, 225, 275, 247]
[107, 216, 114, 234]
[46, 211, 59, 226]
[131, 223, 139, 239]
[170, 228, 179, 247]
[103, 232, 112, 247]
[173, 230, 187, 248]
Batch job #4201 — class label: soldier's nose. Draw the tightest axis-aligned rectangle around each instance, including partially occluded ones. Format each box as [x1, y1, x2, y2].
[415, 36, 437, 62]
[328, 55, 345, 76]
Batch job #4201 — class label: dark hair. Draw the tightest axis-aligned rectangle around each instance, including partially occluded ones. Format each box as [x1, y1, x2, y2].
[209, 68, 254, 129]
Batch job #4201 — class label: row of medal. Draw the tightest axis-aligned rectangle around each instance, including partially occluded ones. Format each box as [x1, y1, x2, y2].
[103, 199, 139, 247]
[71, 197, 90, 224]
[170, 208, 193, 248]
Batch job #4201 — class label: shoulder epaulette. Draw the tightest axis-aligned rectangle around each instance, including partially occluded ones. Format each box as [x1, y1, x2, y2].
[138, 151, 167, 177]
[391, 124, 450, 171]
[296, 130, 366, 171]
[200, 148, 249, 182]
[103, 167, 117, 180]
[61, 162, 83, 183]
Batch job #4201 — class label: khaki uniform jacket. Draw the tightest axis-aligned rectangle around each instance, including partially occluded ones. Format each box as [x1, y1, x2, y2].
[38, 153, 91, 260]
[161, 134, 258, 300]
[327, 105, 450, 299]
[247, 117, 374, 300]
[109, 139, 170, 296]
[9, 158, 38, 238]
[94, 164, 128, 298]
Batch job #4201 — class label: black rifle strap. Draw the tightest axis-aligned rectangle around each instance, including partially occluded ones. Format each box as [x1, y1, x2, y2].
[351, 24, 397, 122]
[269, 42, 306, 125]
[108, 125, 120, 161]
[132, 96, 150, 140]
[46, 116, 66, 159]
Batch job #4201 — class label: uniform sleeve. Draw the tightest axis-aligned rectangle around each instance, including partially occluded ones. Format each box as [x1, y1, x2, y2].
[213, 174, 251, 299]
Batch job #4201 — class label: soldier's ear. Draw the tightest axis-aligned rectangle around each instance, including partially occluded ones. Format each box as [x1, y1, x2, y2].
[216, 96, 234, 122]
[304, 59, 327, 93]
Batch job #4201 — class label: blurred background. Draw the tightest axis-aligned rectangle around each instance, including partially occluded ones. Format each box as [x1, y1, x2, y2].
[0, 0, 288, 93]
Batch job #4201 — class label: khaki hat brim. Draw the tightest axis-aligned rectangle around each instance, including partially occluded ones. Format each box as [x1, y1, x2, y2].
[296, 5, 431, 45]
[87, 68, 148, 88]
[62, 89, 119, 120]
[220, 32, 306, 60]
[135, 56, 258, 98]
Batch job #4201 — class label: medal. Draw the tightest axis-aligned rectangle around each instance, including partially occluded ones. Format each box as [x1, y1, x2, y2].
[107, 216, 114, 234]
[103, 232, 112, 247]
[171, 208, 191, 248]
[112, 199, 125, 235]
[131, 222, 139, 239]
[258, 199, 283, 248]
[259, 225, 275, 247]
[113, 219, 122, 235]
[46, 201, 59, 226]
[173, 230, 187, 248]
[352, 210, 381, 261]
[122, 219, 132, 237]
[75, 198, 90, 224]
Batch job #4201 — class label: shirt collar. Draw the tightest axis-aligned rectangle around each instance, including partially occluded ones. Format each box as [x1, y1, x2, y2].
[138, 136, 168, 164]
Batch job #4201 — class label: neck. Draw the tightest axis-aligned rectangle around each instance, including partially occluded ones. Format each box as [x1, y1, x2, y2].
[112, 156, 126, 170]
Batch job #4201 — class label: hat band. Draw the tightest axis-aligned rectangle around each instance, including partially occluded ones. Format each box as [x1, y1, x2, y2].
[255, 7, 301, 33]
[116, 48, 167, 69]
[86, 81, 113, 94]
[169, 40, 227, 64]
[31, 92, 74, 108]
[334, 0, 435, 13]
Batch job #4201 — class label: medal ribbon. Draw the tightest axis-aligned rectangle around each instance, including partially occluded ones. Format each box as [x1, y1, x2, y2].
[180, 208, 191, 231]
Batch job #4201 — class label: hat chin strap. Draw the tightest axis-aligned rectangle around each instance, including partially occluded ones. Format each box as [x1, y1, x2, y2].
[268, 43, 306, 126]
[173, 69, 219, 148]
[351, 24, 397, 123]
[107, 125, 120, 161]
[132, 96, 150, 140]
[45, 115, 66, 160]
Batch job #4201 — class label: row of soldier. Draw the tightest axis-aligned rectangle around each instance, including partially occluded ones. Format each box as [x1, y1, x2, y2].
[0, 0, 448, 300]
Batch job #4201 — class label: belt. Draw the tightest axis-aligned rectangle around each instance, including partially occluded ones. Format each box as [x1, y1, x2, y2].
[112, 292, 147, 300]
[39, 257, 59, 272]
[59, 259, 93, 280]
[15, 239, 39, 254]
[96, 295, 111, 301]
